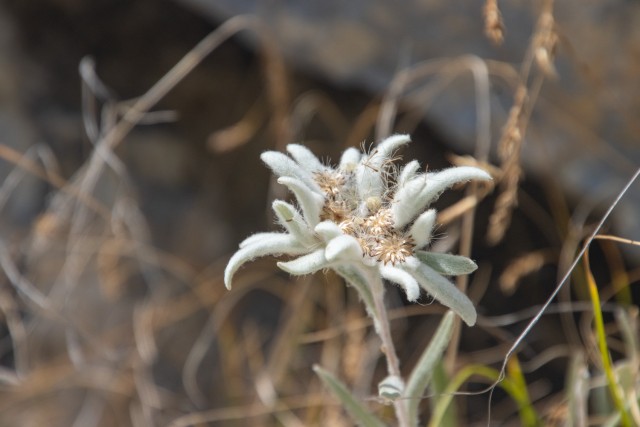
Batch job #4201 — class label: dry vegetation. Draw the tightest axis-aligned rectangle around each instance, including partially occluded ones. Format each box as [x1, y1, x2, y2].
[0, 1, 638, 426]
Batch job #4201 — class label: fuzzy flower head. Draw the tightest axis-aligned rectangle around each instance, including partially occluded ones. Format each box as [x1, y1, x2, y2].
[224, 135, 491, 326]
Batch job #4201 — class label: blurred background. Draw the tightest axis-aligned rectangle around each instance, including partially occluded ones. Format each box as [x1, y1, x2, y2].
[0, 0, 638, 425]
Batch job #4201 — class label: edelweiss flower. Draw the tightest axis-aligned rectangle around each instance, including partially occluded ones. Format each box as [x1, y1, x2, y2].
[224, 135, 491, 326]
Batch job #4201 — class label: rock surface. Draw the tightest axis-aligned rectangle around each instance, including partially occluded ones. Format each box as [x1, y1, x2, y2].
[180, 0, 640, 241]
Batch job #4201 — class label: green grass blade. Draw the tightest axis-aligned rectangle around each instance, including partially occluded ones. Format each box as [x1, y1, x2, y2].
[404, 311, 455, 425]
[583, 253, 632, 427]
[506, 357, 540, 426]
[429, 361, 457, 427]
[428, 364, 541, 427]
[313, 365, 386, 427]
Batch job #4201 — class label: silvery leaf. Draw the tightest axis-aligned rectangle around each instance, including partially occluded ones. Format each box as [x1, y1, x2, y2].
[333, 265, 376, 320]
[403, 257, 477, 326]
[415, 251, 478, 276]
[404, 311, 455, 424]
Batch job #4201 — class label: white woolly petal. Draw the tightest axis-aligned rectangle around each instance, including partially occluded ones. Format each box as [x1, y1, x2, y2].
[409, 209, 437, 249]
[379, 265, 420, 302]
[391, 175, 428, 229]
[325, 235, 363, 262]
[392, 166, 491, 229]
[225, 235, 307, 289]
[354, 134, 410, 202]
[398, 160, 421, 188]
[374, 134, 411, 163]
[355, 157, 385, 202]
[414, 251, 478, 276]
[403, 256, 422, 270]
[421, 166, 492, 207]
[277, 249, 329, 275]
[261, 151, 320, 192]
[277, 177, 324, 227]
[286, 144, 325, 172]
[240, 232, 290, 248]
[314, 221, 344, 242]
[402, 257, 477, 326]
[272, 200, 315, 246]
[339, 147, 362, 171]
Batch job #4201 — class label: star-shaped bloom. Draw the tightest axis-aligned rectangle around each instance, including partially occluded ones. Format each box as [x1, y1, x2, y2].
[224, 135, 491, 326]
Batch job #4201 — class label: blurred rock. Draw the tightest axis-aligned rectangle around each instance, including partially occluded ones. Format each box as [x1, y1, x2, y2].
[178, 0, 640, 245]
[0, 4, 49, 227]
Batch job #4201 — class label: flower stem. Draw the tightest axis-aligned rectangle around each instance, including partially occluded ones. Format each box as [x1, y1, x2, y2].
[370, 274, 411, 427]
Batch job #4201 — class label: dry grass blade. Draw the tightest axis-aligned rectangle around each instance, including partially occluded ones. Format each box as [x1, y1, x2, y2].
[499, 249, 557, 295]
[208, 97, 266, 153]
[487, 0, 556, 246]
[483, 0, 505, 45]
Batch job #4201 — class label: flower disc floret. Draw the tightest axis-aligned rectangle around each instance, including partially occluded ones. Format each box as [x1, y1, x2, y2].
[371, 234, 415, 266]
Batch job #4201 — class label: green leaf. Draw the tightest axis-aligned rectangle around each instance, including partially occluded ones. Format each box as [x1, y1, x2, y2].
[429, 361, 457, 427]
[414, 251, 478, 276]
[313, 365, 386, 427]
[403, 259, 477, 326]
[404, 311, 455, 425]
